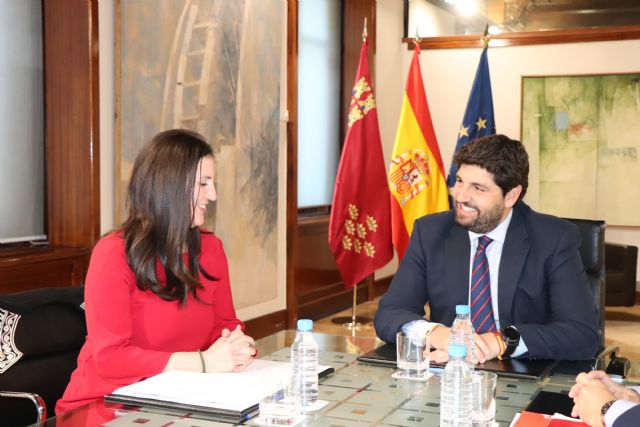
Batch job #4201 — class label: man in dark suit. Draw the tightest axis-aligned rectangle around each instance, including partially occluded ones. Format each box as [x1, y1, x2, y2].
[569, 370, 640, 427]
[374, 134, 600, 362]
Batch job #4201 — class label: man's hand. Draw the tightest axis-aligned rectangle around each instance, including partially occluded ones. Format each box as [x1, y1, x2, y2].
[427, 328, 502, 365]
[582, 370, 640, 403]
[474, 332, 502, 363]
[428, 325, 451, 351]
[569, 372, 615, 427]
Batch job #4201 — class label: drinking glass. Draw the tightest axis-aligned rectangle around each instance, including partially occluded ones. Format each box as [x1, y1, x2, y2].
[258, 377, 301, 426]
[395, 330, 429, 380]
[471, 371, 497, 427]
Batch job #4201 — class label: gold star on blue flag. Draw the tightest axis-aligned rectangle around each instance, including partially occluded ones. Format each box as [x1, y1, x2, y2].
[446, 47, 496, 193]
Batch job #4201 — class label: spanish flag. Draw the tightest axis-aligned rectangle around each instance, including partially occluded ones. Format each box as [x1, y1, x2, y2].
[388, 43, 449, 260]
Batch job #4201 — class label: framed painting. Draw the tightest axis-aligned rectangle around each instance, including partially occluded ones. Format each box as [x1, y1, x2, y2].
[115, 0, 286, 320]
[521, 73, 640, 226]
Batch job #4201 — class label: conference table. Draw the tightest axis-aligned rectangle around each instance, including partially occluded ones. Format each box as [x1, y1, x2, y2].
[41, 330, 640, 427]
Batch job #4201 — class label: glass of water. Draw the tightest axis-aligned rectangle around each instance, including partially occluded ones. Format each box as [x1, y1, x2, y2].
[471, 371, 497, 427]
[395, 330, 429, 380]
[258, 379, 301, 426]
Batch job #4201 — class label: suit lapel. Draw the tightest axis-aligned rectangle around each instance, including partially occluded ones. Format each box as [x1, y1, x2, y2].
[445, 224, 471, 307]
[498, 204, 530, 326]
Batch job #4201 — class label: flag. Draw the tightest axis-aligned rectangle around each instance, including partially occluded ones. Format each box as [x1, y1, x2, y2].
[446, 46, 496, 190]
[328, 37, 393, 289]
[388, 43, 449, 260]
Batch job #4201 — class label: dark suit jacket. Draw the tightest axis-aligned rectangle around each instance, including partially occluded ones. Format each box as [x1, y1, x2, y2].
[613, 404, 640, 427]
[374, 202, 600, 360]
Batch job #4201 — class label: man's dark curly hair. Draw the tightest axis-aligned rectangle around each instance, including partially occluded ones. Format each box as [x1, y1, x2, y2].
[454, 134, 529, 202]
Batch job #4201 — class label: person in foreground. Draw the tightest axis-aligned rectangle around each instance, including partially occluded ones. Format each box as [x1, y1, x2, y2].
[374, 134, 600, 363]
[56, 129, 256, 414]
[569, 370, 640, 427]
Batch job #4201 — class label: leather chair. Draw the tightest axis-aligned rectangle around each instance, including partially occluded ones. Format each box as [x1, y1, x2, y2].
[605, 242, 638, 307]
[563, 218, 606, 347]
[0, 286, 86, 427]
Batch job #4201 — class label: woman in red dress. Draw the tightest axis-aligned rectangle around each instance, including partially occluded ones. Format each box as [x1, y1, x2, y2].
[56, 129, 256, 414]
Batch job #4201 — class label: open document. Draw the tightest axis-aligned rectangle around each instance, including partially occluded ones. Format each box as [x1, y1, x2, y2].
[106, 359, 333, 423]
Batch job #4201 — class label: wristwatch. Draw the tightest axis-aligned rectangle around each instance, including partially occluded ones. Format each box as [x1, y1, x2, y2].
[500, 326, 520, 358]
[600, 400, 616, 425]
[601, 399, 617, 422]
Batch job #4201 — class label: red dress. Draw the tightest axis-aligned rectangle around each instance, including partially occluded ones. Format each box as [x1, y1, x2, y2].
[55, 231, 243, 414]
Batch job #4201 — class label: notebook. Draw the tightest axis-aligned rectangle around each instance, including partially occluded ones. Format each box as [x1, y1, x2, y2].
[357, 343, 556, 380]
[105, 359, 334, 423]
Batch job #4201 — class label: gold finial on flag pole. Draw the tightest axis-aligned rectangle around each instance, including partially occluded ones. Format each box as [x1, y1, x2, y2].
[414, 25, 421, 48]
[481, 23, 490, 48]
[362, 17, 368, 41]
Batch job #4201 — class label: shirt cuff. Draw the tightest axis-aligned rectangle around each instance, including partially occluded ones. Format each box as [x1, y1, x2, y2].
[604, 400, 639, 427]
[511, 336, 528, 358]
[402, 320, 440, 339]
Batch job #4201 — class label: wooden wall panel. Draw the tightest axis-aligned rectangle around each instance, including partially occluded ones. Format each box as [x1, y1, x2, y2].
[244, 309, 288, 340]
[43, 0, 100, 248]
[341, 0, 376, 142]
[286, 0, 299, 327]
[0, 247, 89, 293]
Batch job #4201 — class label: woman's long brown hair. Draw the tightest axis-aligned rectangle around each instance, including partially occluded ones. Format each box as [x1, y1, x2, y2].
[122, 129, 216, 304]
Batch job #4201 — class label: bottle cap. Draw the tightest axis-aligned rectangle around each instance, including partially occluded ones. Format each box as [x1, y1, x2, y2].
[297, 319, 313, 331]
[455, 305, 470, 315]
[448, 343, 467, 358]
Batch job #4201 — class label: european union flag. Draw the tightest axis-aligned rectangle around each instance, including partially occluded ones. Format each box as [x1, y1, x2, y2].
[446, 47, 496, 191]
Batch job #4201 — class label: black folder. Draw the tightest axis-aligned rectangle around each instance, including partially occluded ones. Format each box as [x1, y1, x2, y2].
[357, 343, 556, 380]
[105, 394, 259, 424]
[525, 390, 574, 417]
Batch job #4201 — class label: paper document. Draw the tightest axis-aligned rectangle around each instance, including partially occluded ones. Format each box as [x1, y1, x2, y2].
[510, 411, 590, 427]
[111, 359, 328, 413]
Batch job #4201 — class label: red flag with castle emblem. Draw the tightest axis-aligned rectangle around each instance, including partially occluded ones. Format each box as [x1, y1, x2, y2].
[328, 37, 393, 289]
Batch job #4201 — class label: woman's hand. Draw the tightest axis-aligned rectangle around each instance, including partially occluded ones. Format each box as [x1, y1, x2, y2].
[202, 325, 257, 372]
[165, 326, 257, 373]
[201, 335, 234, 372]
[220, 325, 257, 372]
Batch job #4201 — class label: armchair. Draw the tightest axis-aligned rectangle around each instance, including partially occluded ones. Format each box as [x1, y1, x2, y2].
[605, 242, 638, 307]
[562, 218, 606, 347]
[0, 286, 86, 427]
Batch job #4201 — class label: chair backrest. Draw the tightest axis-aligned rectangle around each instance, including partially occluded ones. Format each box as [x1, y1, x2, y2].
[0, 286, 86, 427]
[562, 218, 606, 347]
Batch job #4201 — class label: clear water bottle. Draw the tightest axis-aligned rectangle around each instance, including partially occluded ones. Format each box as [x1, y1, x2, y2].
[451, 304, 475, 367]
[290, 319, 318, 409]
[440, 344, 473, 427]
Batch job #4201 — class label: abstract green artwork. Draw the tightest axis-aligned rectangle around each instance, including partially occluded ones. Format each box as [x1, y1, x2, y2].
[521, 74, 640, 226]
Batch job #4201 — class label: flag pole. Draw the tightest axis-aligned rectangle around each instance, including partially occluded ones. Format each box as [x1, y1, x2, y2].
[330, 280, 373, 330]
[482, 23, 490, 48]
[330, 17, 374, 332]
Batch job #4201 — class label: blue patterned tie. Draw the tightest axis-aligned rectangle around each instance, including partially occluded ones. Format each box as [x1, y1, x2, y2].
[471, 235, 497, 333]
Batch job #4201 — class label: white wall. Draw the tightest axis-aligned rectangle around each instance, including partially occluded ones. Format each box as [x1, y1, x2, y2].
[376, 0, 640, 285]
